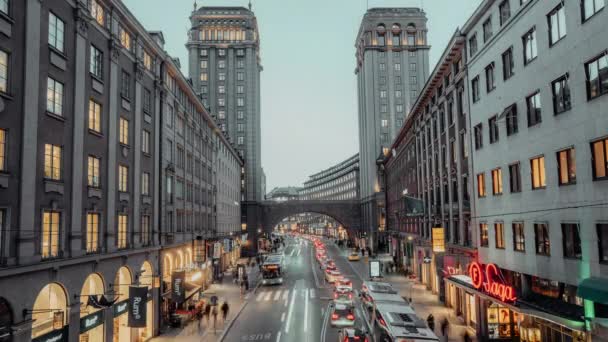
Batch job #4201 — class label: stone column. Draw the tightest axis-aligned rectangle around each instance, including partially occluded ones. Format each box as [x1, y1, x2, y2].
[106, 39, 122, 251]
[68, 301, 81, 342]
[133, 63, 143, 248]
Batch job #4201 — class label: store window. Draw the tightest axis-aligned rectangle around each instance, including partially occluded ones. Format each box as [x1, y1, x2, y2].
[487, 303, 519, 339]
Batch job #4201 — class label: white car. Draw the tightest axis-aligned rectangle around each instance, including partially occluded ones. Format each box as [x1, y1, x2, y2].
[325, 269, 342, 283]
[333, 286, 354, 306]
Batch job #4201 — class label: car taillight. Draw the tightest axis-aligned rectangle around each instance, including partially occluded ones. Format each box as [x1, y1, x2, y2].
[331, 314, 339, 320]
[347, 314, 355, 320]
[353, 337, 360, 340]
[343, 338, 349, 342]
[334, 293, 338, 299]
[378, 318, 387, 326]
[348, 293, 352, 299]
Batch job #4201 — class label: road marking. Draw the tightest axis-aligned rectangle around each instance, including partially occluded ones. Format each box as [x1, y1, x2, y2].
[304, 289, 309, 332]
[310, 289, 316, 299]
[274, 290, 281, 301]
[264, 291, 272, 301]
[276, 331, 282, 342]
[296, 248, 301, 257]
[282, 290, 289, 300]
[284, 289, 297, 333]
[281, 312, 286, 322]
[256, 292, 264, 302]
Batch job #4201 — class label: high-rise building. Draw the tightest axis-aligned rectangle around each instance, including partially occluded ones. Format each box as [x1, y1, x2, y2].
[356, 8, 430, 248]
[187, 5, 263, 202]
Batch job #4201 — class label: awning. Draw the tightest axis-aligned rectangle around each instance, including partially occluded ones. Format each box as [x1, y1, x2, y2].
[577, 277, 608, 305]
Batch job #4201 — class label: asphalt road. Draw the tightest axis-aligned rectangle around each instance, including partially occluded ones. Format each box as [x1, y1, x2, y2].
[221, 236, 373, 342]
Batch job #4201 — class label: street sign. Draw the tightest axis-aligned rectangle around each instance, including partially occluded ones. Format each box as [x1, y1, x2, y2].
[369, 260, 381, 278]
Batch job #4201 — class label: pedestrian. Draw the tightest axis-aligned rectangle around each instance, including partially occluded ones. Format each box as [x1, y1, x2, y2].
[221, 300, 229, 322]
[211, 305, 218, 332]
[440, 317, 449, 337]
[204, 303, 211, 325]
[427, 313, 435, 332]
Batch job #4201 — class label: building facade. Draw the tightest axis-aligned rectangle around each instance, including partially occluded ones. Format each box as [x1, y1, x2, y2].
[265, 187, 301, 202]
[0, 0, 163, 341]
[356, 8, 430, 251]
[463, 0, 608, 340]
[187, 5, 263, 203]
[299, 154, 360, 201]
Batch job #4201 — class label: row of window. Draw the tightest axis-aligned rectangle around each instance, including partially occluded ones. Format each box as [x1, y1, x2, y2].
[200, 59, 245, 70]
[480, 221, 608, 261]
[200, 71, 246, 82]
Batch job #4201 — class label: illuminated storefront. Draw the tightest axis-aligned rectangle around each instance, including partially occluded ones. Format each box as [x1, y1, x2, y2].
[135, 261, 155, 342]
[112, 267, 132, 342]
[79, 274, 106, 342]
[31, 283, 69, 342]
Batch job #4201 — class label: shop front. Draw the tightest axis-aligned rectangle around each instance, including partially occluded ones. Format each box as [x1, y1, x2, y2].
[79, 309, 104, 342]
[112, 267, 132, 342]
[134, 261, 155, 342]
[79, 274, 106, 342]
[31, 283, 69, 342]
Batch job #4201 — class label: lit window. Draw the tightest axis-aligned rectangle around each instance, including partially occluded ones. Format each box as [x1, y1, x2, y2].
[86, 213, 99, 253]
[119, 118, 129, 145]
[120, 27, 131, 50]
[90, 0, 104, 26]
[48, 12, 65, 52]
[142, 172, 150, 196]
[477, 173, 486, 197]
[479, 223, 489, 247]
[46, 77, 64, 116]
[557, 148, 576, 185]
[491, 168, 503, 195]
[42, 210, 60, 258]
[119, 165, 128, 192]
[591, 138, 608, 180]
[143, 51, 152, 71]
[200, 73, 208, 81]
[117, 214, 128, 248]
[530, 156, 546, 189]
[88, 100, 102, 133]
[87, 156, 100, 187]
[495, 223, 505, 249]
[44, 144, 62, 180]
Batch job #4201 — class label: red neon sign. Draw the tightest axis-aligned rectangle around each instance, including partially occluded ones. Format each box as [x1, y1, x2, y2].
[468, 262, 517, 303]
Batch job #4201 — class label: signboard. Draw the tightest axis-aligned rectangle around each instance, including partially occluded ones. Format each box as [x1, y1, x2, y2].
[469, 262, 517, 302]
[213, 243, 221, 259]
[53, 311, 64, 330]
[403, 196, 424, 217]
[128, 286, 148, 327]
[369, 260, 381, 278]
[171, 271, 186, 303]
[32, 326, 68, 342]
[224, 239, 230, 253]
[79, 310, 104, 333]
[113, 300, 128, 317]
[432, 227, 446, 253]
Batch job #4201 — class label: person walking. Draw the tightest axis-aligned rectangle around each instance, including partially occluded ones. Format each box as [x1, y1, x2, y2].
[440, 317, 449, 337]
[221, 300, 230, 322]
[211, 305, 218, 333]
[203, 303, 211, 326]
[427, 313, 435, 332]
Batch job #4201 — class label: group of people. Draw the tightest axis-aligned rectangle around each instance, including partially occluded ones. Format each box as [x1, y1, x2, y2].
[197, 299, 231, 334]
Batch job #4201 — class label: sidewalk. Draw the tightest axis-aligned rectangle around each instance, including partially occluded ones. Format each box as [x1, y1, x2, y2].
[151, 264, 260, 342]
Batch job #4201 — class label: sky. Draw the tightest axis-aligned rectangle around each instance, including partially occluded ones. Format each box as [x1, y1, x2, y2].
[123, 0, 482, 192]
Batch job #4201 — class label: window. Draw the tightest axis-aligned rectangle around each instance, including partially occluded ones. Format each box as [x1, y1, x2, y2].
[200, 73, 208, 81]
[505, 104, 518, 135]
[381, 105, 388, 113]
[396, 104, 403, 113]
[499, 0, 511, 26]
[237, 60, 244, 68]
[143, 88, 151, 113]
[502, 48, 514, 80]
[409, 63, 416, 72]
[551, 74, 572, 115]
[119, 165, 128, 192]
[548, 4, 567, 45]
[394, 63, 401, 72]
[380, 90, 387, 98]
[495, 223, 505, 249]
[379, 63, 386, 71]
[477, 173, 486, 197]
[461, 131, 468, 158]
[513, 223, 525, 251]
[562, 223, 581, 259]
[44, 144, 61, 180]
[0, 128, 5, 171]
[119, 118, 129, 145]
[530, 156, 546, 189]
[485, 63, 495, 92]
[48, 13, 64, 52]
[0, 0, 7, 14]
[522, 28, 537, 64]
[117, 214, 127, 249]
[119, 27, 131, 50]
[88, 100, 102, 133]
[474, 124, 483, 149]
[218, 49, 226, 56]
[591, 138, 608, 180]
[141, 215, 150, 245]
[489, 115, 499, 143]
[218, 85, 225, 94]
[218, 60, 226, 69]
[585, 52, 608, 100]
[469, 34, 478, 57]
[86, 213, 99, 253]
[509, 163, 521, 193]
[407, 33, 415, 45]
[237, 123, 244, 132]
[218, 111, 225, 119]
[218, 98, 225, 107]
[410, 76, 417, 84]
[557, 148, 576, 185]
[237, 85, 244, 94]
[598, 224, 608, 263]
[87, 156, 100, 187]
[395, 90, 402, 98]
[472, 76, 480, 102]
[42, 210, 60, 258]
[492, 168, 503, 195]
[483, 17, 493, 42]
[534, 223, 550, 255]
[480, 223, 489, 247]
[237, 98, 244, 107]
[90, 45, 103, 78]
[237, 72, 244, 81]
[143, 51, 152, 71]
[237, 136, 244, 145]
[46, 78, 64, 116]
[89, 0, 105, 25]
[142, 172, 150, 196]
[237, 111, 244, 120]
[381, 119, 388, 128]
[582, 0, 605, 21]
[526, 91, 542, 126]
[395, 76, 402, 85]
[121, 71, 130, 99]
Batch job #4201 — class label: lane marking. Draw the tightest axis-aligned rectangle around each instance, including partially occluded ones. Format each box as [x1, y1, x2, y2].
[310, 289, 316, 299]
[256, 292, 264, 302]
[304, 289, 309, 333]
[282, 290, 289, 300]
[274, 290, 281, 301]
[281, 312, 286, 322]
[276, 331, 282, 342]
[284, 288, 297, 333]
[264, 291, 272, 301]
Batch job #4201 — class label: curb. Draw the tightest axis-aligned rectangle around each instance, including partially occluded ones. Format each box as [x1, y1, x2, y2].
[217, 299, 249, 342]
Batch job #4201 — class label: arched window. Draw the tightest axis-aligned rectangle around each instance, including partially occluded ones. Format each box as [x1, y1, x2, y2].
[140, 261, 154, 289]
[392, 24, 401, 46]
[80, 273, 105, 316]
[163, 254, 173, 282]
[31, 283, 69, 339]
[114, 267, 132, 302]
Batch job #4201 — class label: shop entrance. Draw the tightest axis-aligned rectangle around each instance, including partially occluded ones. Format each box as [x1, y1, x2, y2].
[80, 273, 105, 342]
[31, 283, 68, 340]
[113, 267, 132, 342]
[136, 261, 154, 342]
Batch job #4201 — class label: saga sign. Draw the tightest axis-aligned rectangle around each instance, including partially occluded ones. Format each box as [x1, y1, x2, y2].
[469, 262, 517, 302]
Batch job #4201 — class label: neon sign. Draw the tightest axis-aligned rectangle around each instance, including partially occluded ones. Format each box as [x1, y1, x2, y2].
[468, 262, 517, 303]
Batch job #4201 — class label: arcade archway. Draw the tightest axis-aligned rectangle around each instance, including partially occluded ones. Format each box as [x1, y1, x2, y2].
[79, 273, 105, 342]
[31, 283, 68, 339]
[113, 267, 132, 342]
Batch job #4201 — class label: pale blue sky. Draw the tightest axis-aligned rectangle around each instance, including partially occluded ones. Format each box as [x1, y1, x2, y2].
[123, 0, 482, 192]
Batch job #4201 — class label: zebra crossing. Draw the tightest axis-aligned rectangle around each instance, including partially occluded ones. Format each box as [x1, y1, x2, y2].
[254, 288, 317, 302]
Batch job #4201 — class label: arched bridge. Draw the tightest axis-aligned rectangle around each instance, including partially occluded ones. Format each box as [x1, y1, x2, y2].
[260, 200, 361, 232]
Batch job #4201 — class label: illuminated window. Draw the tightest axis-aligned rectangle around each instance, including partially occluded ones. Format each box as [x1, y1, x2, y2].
[591, 138, 608, 180]
[119, 165, 128, 192]
[120, 27, 131, 50]
[495, 223, 505, 249]
[48, 12, 64, 52]
[86, 213, 99, 253]
[143, 51, 152, 71]
[42, 210, 60, 258]
[491, 168, 503, 195]
[513, 223, 525, 252]
[479, 223, 489, 247]
[46, 77, 64, 115]
[200, 72, 208, 81]
[477, 173, 486, 197]
[530, 156, 546, 189]
[117, 214, 128, 249]
[119, 117, 129, 145]
[44, 144, 62, 180]
[557, 148, 576, 185]
[88, 100, 101, 133]
[90, 0, 105, 26]
[87, 156, 100, 187]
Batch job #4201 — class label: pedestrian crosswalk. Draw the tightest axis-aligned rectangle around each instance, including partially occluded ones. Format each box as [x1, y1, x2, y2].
[254, 288, 318, 302]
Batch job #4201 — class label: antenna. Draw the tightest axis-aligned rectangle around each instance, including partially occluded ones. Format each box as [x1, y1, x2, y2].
[248, 0, 252, 10]
[193, 0, 197, 11]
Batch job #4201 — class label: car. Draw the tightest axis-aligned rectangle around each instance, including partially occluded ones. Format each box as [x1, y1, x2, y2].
[320, 259, 335, 270]
[330, 303, 356, 328]
[325, 269, 342, 283]
[333, 286, 354, 305]
[337, 328, 370, 342]
[347, 252, 360, 261]
[335, 278, 353, 290]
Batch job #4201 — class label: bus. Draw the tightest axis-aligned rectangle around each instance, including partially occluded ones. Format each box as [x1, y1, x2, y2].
[261, 254, 285, 285]
[368, 302, 439, 342]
